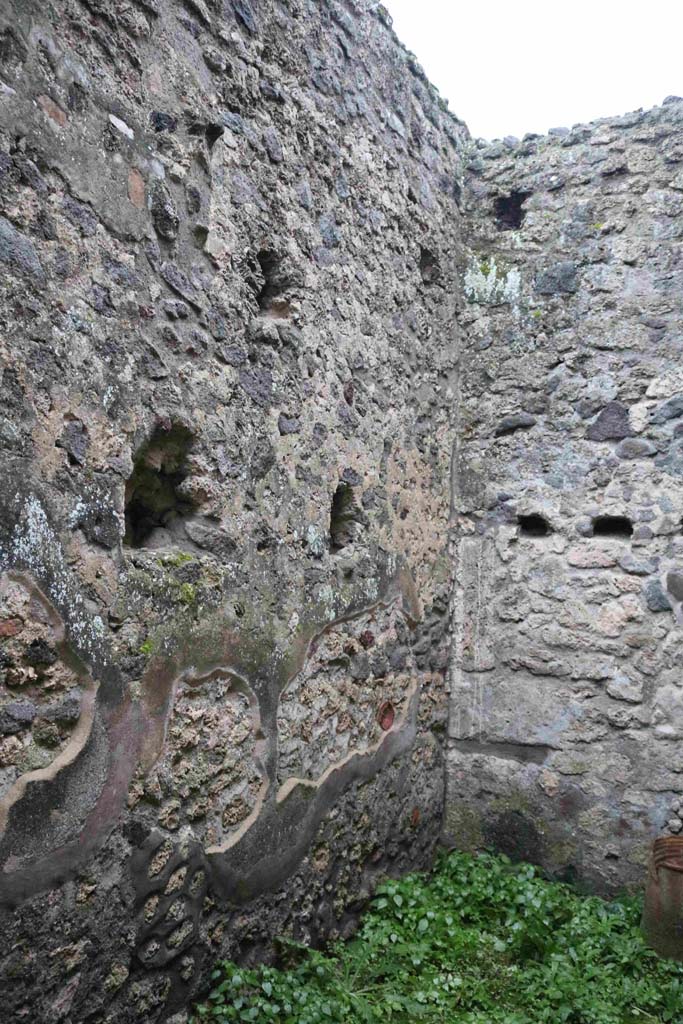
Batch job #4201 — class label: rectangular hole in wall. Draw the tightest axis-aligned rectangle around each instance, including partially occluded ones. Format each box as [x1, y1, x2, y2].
[592, 515, 633, 538]
[517, 513, 551, 537]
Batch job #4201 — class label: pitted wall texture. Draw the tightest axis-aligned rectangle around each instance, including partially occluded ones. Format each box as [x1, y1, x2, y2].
[448, 98, 683, 894]
[0, 1, 465, 1020]
[3, 0, 683, 1018]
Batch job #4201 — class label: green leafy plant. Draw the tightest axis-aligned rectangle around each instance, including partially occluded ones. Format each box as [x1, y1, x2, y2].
[159, 551, 195, 568]
[193, 851, 683, 1023]
[178, 582, 197, 606]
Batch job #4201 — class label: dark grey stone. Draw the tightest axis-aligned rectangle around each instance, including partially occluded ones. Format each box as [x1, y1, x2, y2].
[43, 690, 82, 724]
[615, 437, 655, 458]
[163, 300, 190, 320]
[103, 255, 137, 288]
[654, 444, 683, 477]
[56, 420, 88, 466]
[62, 195, 99, 237]
[232, 0, 257, 33]
[160, 261, 202, 308]
[495, 412, 537, 436]
[342, 467, 362, 486]
[276, 323, 302, 349]
[230, 170, 259, 206]
[216, 345, 247, 367]
[239, 366, 273, 408]
[297, 181, 313, 209]
[260, 79, 285, 103]
[263, 126, 283, 163]
[24, 639, 58, 666]
[534, 260, 578, 294]
[319, 213, 341, 248]
[277, 413, 301, 435]
[184, 520, 237, 557]
[16, 157, 47, 193]
[651, 395, 683, 424]
[221, 111, 246, 134]
[151, 183, 179, 241]
[149, 111, 177, 132]
[335, 175, 350, 199]
[204, 47, 227, 73]
[186, 186, 202, 215]
[585, 402, 633, 441]
[666, 571, 683, 602]
[645, 580, 672, 612]
[619, 554, 658, 576]
[0, 701, 37, 734]
[0, 215, 47, 286]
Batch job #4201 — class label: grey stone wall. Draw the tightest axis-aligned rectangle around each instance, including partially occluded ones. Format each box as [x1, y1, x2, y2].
[3, 0, 682, 1016]
[447, 98, 683, 894]
[0, 2, 465, 1020]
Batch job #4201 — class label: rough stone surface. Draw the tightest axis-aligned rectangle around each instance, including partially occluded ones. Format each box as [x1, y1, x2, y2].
[447, 97, 683, 897]
[2, 0, 683, 1019]
[0, 2, 463, 1020]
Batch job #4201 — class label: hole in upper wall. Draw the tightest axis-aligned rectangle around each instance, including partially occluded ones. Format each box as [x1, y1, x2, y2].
[187, 118, 224, 151]
[0, 27, 28, 73]
[124, 424, 196, 548]
[517, 513, 551, 537]
[204, 123, 224, 150]
[193, 225, 209, 249]
[592, 515, 633, 538]
[249, 247, 294, 315]
[256, 249, 281, 307]
[329, 483, 363, 552]
[419, 246, 440, 285]
[494, 190, 532, 230]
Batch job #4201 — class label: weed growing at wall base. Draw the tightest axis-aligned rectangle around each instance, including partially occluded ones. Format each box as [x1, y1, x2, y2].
[194, 851, 683, 1024]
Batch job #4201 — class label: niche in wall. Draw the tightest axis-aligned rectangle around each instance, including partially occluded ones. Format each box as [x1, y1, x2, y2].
[494, 190, 532, 230]
[592, 515, 633, 538]
[124, 424, 196, 547]
[254, 248, 293, 317]
[204, 123, 224, 150]
[517, 513, 552, 537]
[329, 483, 363, 552]
[419, 246, 441, 285]
[188, 116, 224, 151]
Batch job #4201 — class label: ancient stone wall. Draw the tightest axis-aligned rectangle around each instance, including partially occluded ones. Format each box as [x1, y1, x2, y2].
[447, 98, 683, 893]
[0, 1, 466, 1020]
[3, 0, 683, 1016]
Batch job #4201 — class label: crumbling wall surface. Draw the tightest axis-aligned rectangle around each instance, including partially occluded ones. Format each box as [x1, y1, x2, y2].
[0, 0, 466, 1019]
[447, 98, 683, 893]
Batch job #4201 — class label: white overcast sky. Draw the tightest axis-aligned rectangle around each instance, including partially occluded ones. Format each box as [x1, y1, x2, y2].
[384, 0, 683, 141]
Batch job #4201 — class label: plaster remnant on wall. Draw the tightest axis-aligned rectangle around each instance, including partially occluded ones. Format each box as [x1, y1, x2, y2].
[0, 572, 97, 836]
[129, 668, 265, 847]
[0, 574, 93, 797]
[277, 602, 416, 786]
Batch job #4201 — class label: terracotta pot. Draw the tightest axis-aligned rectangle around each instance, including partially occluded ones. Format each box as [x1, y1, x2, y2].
[642, 836, 683, 961]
